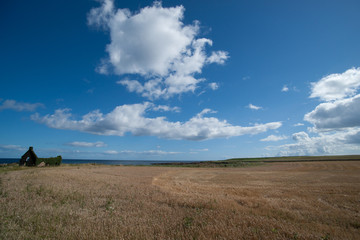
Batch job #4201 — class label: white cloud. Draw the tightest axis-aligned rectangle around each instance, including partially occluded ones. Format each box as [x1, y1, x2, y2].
[310, 67, 360, 101]
[281, 85, 289, 92]
[151, 104, 180, 112]
[196, 108, 217, 118]
[260, 135, 288, 142]
[118, 73, 205, 100]
[345, 130, 360, 144]
[0, 99, 44, 112]
[138, 150, 181, 155]
[190, 148, 209, 152]
[247, 103, 262, 110]
[305, 94, 360, 130]
[274, 67, 360, 156]
[293, 123, 304, 127]
[87, 0, 114, 29]
[207, 51, 228, 64]
[164, 74, 204, 97]
[117, 78, 164, 100]
[292, 131, 311, 141]
[208, 82, 219, 90]
[88, 1, 228, 99]
[104, 150, 118, 155]
[104, 149, 180, 156]
[32, 102, 281, 141]
[65, 141, 107, 148]
[0, 144, 26, 152]
[89, 1, 196, 76]
[276, 130, 360, 156]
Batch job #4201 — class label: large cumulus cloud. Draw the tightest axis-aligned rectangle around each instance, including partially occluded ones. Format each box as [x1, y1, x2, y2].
[305, 94, 360, 130]
[306, 67, 360, 131]
[88, 0, 228, 99]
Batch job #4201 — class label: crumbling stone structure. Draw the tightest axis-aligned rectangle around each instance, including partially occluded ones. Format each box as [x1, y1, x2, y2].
[19, 147, 38, 166]
[19, 147, 62, 166]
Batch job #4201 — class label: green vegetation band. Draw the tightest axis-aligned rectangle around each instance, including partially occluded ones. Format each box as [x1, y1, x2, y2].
[36, 156, 62, 166]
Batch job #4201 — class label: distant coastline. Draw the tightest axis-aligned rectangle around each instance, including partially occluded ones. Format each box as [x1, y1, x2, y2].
[0, 158, 199, 166]
[3, 155, 359, 167]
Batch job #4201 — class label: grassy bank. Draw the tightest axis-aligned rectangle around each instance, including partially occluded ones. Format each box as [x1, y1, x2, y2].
[153, 155, 360, 167]
[152, 160, 263, 167]
[228, 155, 360, 162]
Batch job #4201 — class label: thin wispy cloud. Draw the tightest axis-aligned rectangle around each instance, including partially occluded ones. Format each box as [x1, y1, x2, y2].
[65, 141, 107, 148]
[247, 104, 262, 110]
[104, 150, 118, 155]
[151, 105, 181, 112]
[104, 149, 181, 155]
[0, 99, 44, 112]
[0, 144, 26, 152]
[261, 135, 288, 142]
[190, 148, 209, 152]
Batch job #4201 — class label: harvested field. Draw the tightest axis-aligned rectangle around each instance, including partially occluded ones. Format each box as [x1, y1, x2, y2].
[1, 161, 360, 239]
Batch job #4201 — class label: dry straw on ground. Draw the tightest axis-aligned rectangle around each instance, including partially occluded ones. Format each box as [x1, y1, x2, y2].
[1, 161, 359, 239]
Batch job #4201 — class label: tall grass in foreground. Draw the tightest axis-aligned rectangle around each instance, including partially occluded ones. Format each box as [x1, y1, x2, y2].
[1, 162, 359, 239]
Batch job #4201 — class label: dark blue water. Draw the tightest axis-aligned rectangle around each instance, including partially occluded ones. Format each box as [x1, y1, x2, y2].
[0, 158, 198, 166]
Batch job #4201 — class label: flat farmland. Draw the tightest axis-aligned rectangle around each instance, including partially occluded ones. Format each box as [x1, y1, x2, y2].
[1, 161, 359, 239]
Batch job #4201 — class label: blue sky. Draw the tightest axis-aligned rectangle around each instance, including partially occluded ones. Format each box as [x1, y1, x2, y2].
[1, 0, 360, 160]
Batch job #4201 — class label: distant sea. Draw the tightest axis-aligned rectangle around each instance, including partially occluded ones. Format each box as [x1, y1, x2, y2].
[0, 158, 199, 166]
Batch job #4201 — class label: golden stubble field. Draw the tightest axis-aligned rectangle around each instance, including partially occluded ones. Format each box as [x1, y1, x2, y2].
[1, 161, 359, 239]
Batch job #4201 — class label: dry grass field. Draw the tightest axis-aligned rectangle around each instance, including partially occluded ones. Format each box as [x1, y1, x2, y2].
[1, 161, 359, 239]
